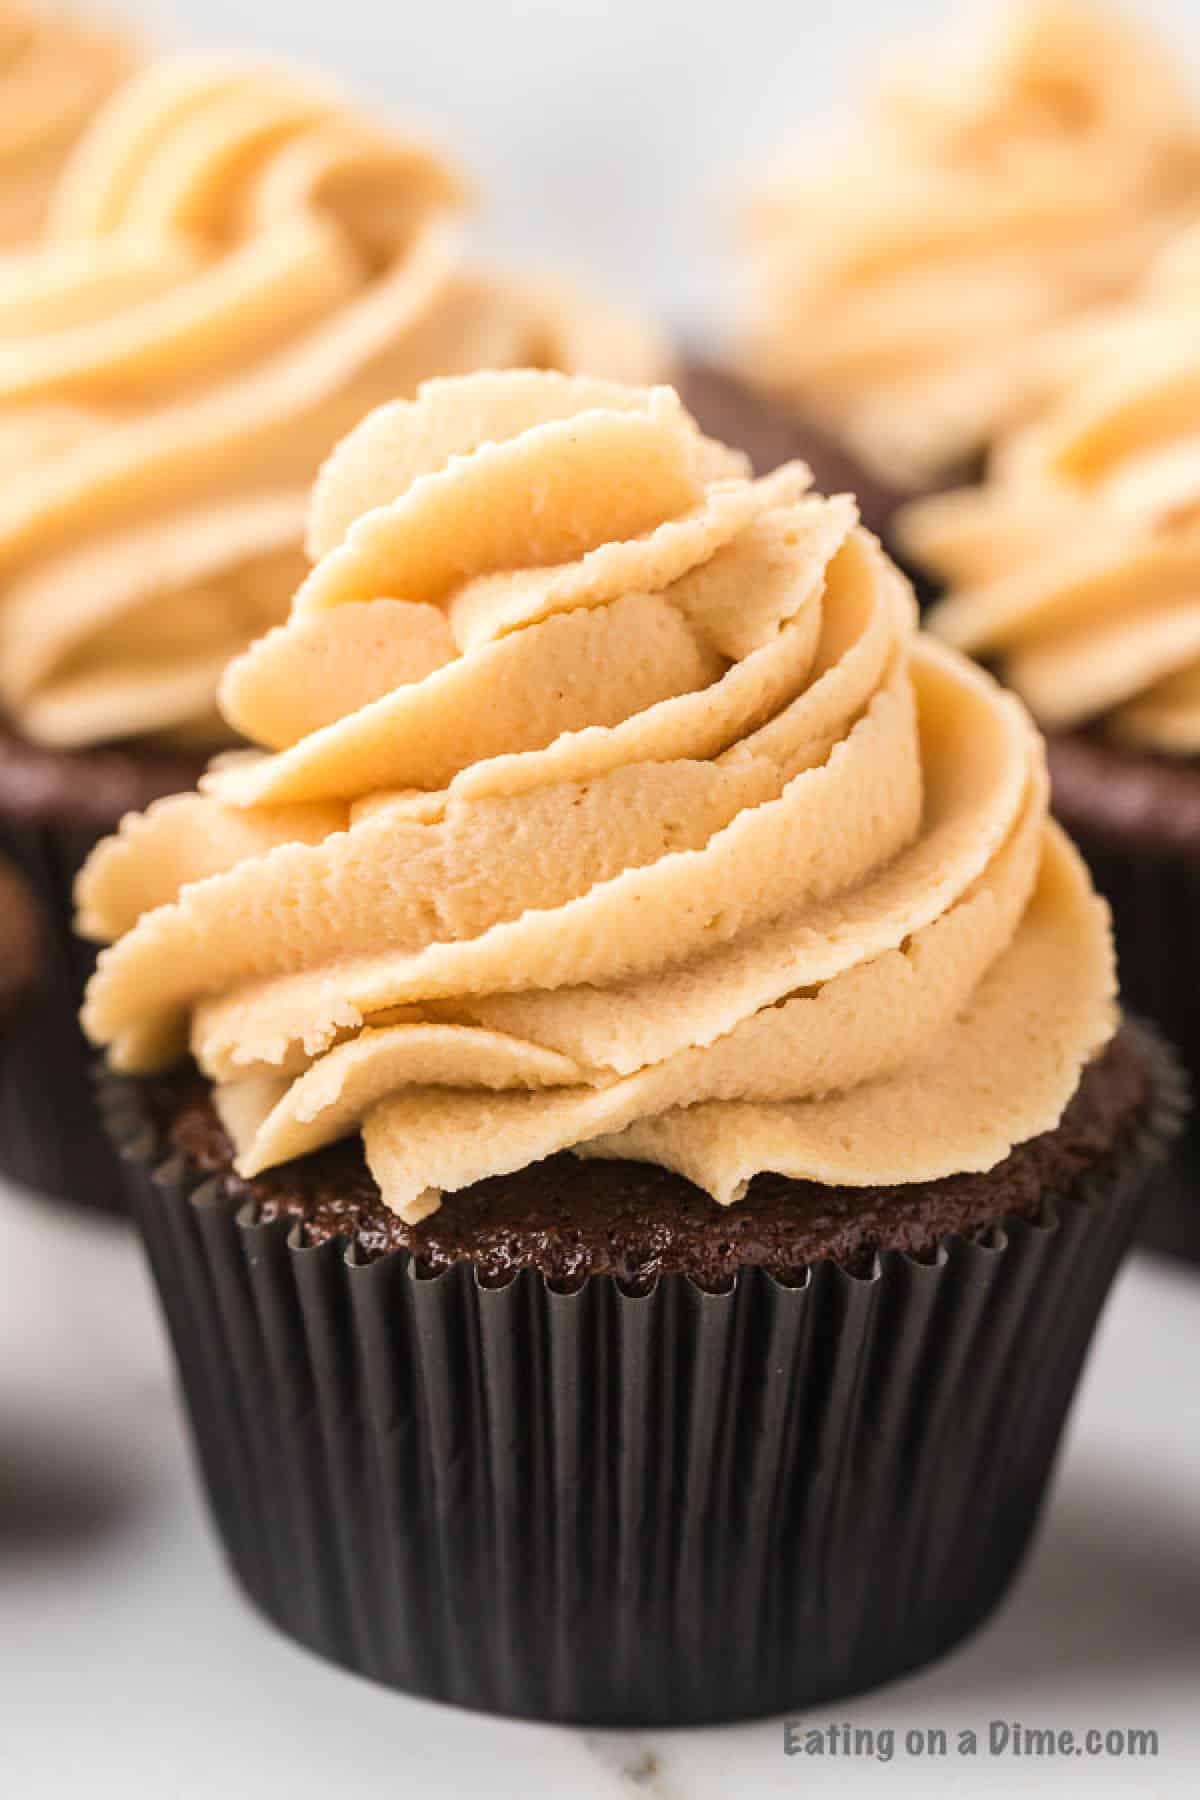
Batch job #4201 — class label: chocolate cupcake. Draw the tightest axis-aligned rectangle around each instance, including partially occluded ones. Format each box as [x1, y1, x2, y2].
[733, 0, 1200, 495]
[901, 237, 1200, 1262]
[0, 53, 663, 1207]
[80, 374, 1182, 1720]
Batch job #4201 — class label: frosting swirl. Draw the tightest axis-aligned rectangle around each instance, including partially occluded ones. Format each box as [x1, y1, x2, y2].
[902, 221, 1200, 753]
[0, 55, 663, 748]
[0, 3, 135, 246]
[78, 372, 1115, 1223]
[739, 0, 1200, 483]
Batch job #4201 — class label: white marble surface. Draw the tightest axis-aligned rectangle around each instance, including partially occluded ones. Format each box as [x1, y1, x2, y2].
[2, 1178, 1198, 1798]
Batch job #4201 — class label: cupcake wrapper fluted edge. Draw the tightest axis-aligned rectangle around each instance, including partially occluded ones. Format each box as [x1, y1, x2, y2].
[99, 1021, 1186, 1726]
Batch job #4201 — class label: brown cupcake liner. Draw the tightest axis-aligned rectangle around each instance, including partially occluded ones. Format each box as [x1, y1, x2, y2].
[1062, 829, 1200, 1263]
[98, 1021, 1184, 1726]
[0, 813, 125, 1211]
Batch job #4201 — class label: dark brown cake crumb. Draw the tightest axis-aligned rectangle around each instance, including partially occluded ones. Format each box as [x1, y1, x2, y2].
[142, 1024, 1148, 1292]
[1047, 730, 1200, 859]
[0, 718, 205, 831]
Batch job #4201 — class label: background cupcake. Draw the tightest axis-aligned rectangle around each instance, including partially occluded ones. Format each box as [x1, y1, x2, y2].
[734, 0, 1200, 497]
[0, 51, 664, 1209]
[900, 236, 1200, 1260]
[0, 3, 136, 246]
[83, 372, 1181, 1721]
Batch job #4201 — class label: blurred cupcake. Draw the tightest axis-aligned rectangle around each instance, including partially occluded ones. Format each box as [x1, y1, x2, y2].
[0, 4, 136, 246]
[900, 237, 1200, 1259]
[0, 53, 663, 1207]
[736, 0, 1200, 493]
[83, 373, 1181, 1721]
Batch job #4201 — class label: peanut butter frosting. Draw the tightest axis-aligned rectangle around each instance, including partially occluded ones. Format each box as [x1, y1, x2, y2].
[902, 221, 1200, 754]
[739, 0, 1200, 485]
[78, 372, 1115, 1222]
[0, 4, 135, 247]
[0, 55, 663, 750]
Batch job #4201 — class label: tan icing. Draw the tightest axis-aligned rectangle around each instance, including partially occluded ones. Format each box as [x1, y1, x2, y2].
[576, 826, 1112, 1201]
[79, 374, 1116, 1224]
[303, 371, 711, 559]
[0, 4, 136, 247]
[76, 790, 346, 941]
[1116, 662, 1200, 754]
[0, 58, 663, 748]
[902, 221, 1200, 752]
[86, 656, 923, 1069]
[1, 492, 309, 747]
[739, 1, 1200, 483]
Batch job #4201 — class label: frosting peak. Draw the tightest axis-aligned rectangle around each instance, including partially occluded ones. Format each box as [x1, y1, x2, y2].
[0, 57, 663, 749]
[79, 373, 1115, 1226]
[740, 0, 1200, 483]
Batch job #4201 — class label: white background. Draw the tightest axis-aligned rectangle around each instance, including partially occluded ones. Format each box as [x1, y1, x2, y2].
[4, 1, 1200, 1794]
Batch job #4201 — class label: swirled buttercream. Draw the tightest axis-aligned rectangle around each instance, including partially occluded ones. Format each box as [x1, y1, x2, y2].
[739, 0, 1200, 483]
[0, 3, 135, 246]
[0, 55, 663, 748]
[78, 372, 1116, 1222]
[902, 221, 1200, 753]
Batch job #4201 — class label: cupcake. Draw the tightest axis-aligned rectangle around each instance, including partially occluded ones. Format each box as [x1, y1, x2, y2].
[0, 53, 663, 1207]
[0, 4, 136, 247]
[735, 0, 1200, 493]
[82, 372, 1182, 1721]
[899, 246, 1200, 1262]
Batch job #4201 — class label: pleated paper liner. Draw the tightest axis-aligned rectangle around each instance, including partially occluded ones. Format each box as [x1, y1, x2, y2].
[100, 1022, 1184, 1727]
[1062, 832, 1200, 1264]
[0, 813, 123, 1211]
